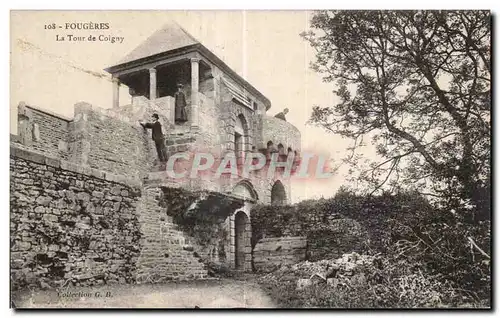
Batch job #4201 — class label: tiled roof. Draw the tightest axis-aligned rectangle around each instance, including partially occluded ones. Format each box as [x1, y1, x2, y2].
[116, 21, 199, 65]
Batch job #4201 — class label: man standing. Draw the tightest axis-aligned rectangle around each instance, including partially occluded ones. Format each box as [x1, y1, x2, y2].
[274, 108, 289, 121]
[139, 113, 168, 163]
[174, 83, 188, 124]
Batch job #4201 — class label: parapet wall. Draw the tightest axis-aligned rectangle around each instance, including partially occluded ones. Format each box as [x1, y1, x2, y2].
[17, 103, 71, 160]
[73, 103, 154, 180]
[14, 100, 296, 206]
[259, 115, 301, 152]
[15, 102, 160, 182]
[10, 144, 213, 290]
[10, 145, 142, 290]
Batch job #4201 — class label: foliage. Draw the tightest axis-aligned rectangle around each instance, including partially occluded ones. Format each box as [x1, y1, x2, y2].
[251, 190, 434, 253]
[388, 208, 491, 301]
[298, 11, 491, 306]
[302, 10, 491, 217]
[253, 188, 491, 307]
[258, 254, 488, 308]
[160, 187, 243, 248]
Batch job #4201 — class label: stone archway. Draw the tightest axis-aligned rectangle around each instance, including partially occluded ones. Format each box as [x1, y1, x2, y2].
[234, 211, 250, 270]
[229, 181, 257, 271]
[218, 103, 253, 156]
[232, 180, 259, 202]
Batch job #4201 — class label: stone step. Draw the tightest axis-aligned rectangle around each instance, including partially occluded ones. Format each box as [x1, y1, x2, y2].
[136, 256, 205, 263]
[136, 258, 205, 266]
[135, 184, 209, 281]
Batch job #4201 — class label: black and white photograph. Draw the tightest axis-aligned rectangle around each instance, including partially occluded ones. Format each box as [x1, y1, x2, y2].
[8, 9, 491, 309]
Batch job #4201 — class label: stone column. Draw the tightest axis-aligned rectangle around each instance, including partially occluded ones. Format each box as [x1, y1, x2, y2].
[149, 67, 157, 101]
[190, 58, 200, 127]
[112, 77, 120, 109]
[245, 220, 252, 272]
[69, 102, 92, 166]
[229, 213, 235, 268]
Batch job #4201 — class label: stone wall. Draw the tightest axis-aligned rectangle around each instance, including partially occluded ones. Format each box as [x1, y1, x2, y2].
[15, 102, 159, 181]
[253, 236, 306, 272]
[196, 92, 221, 151]
[71, 103, 154, 180]
[259, 115, 301, 152]
[10, 145, 214, 290]
[10, 146, 142, 291]
[164, 132, 196, 160]
[254, 177, 292, 205]
[110, 95, 176, 130]
[134, 186, 208, 283]
[17, 103, 71, 160]
[251, 202, 368, 263]
[14, 85, 298, 210]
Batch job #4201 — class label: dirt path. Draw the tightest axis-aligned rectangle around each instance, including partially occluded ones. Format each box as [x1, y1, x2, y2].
[12, 278, 276, 308]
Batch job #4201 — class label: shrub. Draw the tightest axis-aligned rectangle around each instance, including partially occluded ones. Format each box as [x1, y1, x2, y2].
[258, 255, 487, 308]
[253, 188, 491, 307]
[160, 187, 242, 248]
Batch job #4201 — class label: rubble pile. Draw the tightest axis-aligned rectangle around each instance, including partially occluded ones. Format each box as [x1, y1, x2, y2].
[261, 252, 379, 291]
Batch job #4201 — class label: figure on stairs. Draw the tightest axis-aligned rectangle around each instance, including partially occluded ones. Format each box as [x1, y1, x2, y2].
[174, 83, 188, 124]
[139, 113, 168, 165]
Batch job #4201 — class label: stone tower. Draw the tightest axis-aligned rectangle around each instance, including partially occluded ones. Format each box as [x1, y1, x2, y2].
[103, 22, 302, 271]
[104, 22, 301, 205]
[11, 22, 302, 278]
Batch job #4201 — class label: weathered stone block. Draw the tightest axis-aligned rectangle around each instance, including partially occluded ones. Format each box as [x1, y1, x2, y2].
[45, 157, 61, 168]
[36, 196, 52, 206]
[16, 241, 32, 251]
[296, 278, 312, 290]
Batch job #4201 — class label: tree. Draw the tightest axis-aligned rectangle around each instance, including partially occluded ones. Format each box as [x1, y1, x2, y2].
[302, 10, 491, 221]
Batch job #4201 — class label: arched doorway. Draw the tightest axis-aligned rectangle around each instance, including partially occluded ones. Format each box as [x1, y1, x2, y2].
[234, 211, 250, 270]
[271, 180, 287, 205]
[231, 181, 257, 271]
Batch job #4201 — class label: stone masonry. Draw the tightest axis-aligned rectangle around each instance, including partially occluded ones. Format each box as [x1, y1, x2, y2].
[10, 146, 142, 290]
[135, 186, 208, 283]
[251, 203, 368, 266]
[253, 237, 307, 273]
[11, 22, 304, 290]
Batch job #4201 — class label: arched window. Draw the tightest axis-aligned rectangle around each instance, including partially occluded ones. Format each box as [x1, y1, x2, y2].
[235, 115, 248, 164]
[277, 143, 285, 155]
[271, 180, 287, 205]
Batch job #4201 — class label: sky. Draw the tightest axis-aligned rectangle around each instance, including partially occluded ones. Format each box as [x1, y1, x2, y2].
[10, 10, 358, 203]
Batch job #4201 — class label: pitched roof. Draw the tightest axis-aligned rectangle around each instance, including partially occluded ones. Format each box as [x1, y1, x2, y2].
[116, 21, 199, 65]
[107, 21, 272, 110]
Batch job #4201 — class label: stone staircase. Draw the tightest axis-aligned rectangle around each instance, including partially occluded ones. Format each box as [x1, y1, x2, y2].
[135, 185, 209, 283]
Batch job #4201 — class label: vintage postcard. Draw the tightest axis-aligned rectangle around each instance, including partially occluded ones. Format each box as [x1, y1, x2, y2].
[9, 10, 491, 309]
